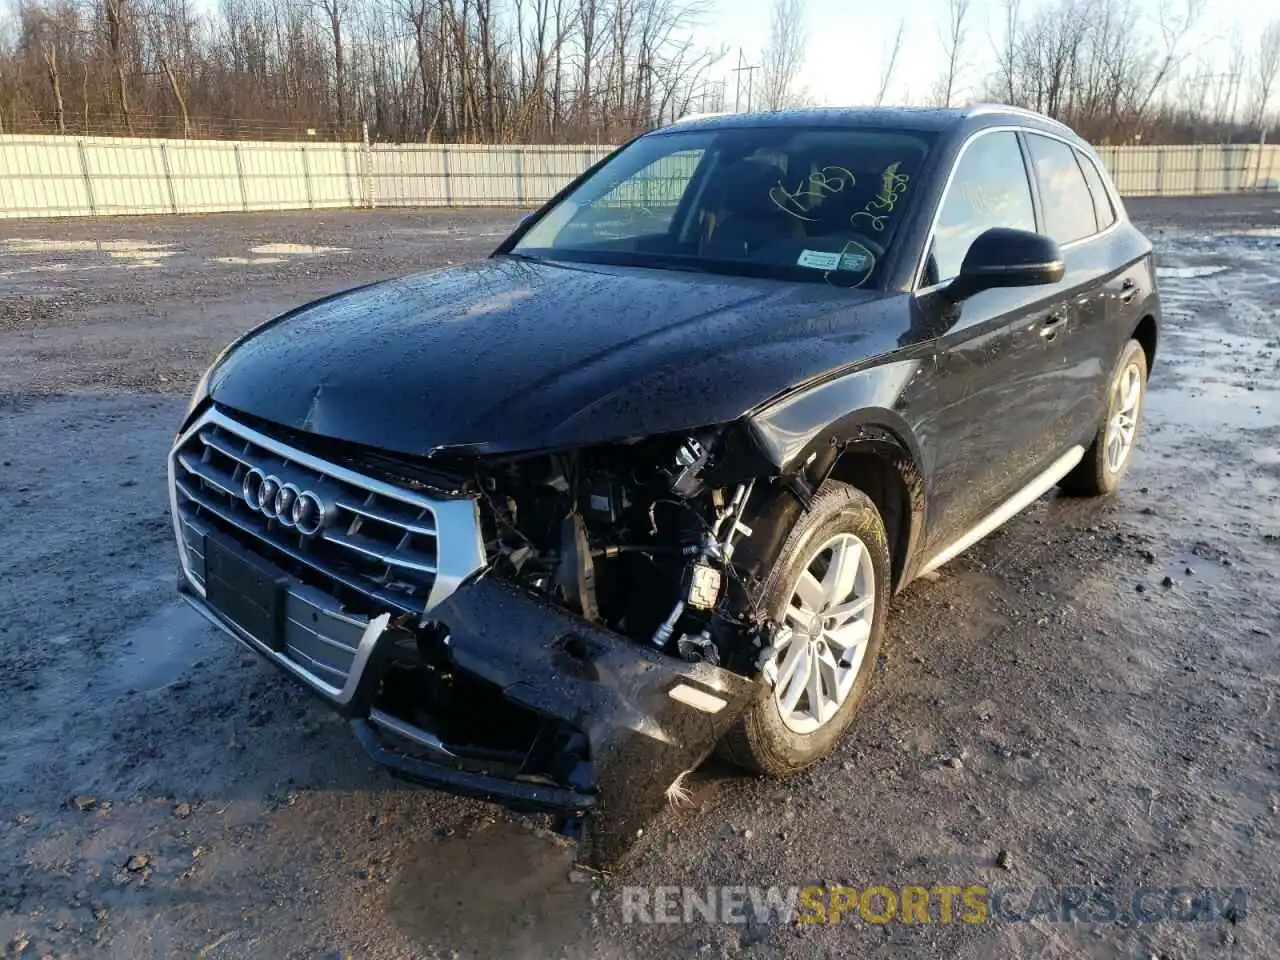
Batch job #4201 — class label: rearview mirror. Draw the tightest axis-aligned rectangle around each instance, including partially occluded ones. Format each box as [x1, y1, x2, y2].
[942, 227, 1064, 303]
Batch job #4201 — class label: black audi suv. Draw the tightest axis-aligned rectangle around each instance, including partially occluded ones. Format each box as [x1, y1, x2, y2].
[169, 105, 1159, 863]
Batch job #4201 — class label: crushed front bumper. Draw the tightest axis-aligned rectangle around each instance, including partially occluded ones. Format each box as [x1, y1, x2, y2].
[179, 562, 756, 865]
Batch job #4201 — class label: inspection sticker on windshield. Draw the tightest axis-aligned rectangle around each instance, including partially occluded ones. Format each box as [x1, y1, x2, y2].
[797, 249, 842, 270]
[839, 249, 871, 271]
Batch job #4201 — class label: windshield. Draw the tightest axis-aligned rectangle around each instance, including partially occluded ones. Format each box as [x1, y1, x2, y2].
[512, 125, 936, 287]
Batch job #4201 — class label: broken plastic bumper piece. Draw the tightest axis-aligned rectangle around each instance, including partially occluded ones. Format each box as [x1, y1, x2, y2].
[179, 560, 755, 865]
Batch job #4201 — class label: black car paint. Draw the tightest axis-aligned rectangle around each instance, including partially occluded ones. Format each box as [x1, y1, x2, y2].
[184, 107, 1160, 863]
[207, 258, 900, 458]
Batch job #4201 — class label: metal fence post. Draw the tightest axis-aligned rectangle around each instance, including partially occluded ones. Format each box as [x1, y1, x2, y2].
[362, 121, 374, 208]
[1155, 149, 1165, 196]
[158, 141, 179, 214]
[300, 145, 314, 209]
[76, 138, 97, 216]
[232, 142, 250, 212]
[516, 147, 526, 205]
[442, 147, 452, 207]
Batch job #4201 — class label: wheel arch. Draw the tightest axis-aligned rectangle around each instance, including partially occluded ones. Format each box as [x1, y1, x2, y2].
[1132, 313, 1158, 371]
[746, 407, 928, 595]
[826, 432, 922, 593]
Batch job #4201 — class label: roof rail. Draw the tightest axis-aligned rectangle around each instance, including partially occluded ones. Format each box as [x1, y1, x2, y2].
[666, 111, 732, 126]
[965, 103, 1074, 132]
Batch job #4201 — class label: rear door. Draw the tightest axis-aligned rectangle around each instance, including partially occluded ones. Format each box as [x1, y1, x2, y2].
[912, 130, 1075, 552]
[1022, 133, 1114, 447]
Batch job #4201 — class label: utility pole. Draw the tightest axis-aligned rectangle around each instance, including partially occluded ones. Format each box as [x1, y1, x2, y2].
[732, 48, 759, 114]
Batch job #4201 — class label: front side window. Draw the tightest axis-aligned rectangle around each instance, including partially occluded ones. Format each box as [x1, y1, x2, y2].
[926, 131, 1036, 285]
[514, 125, 936, 288]
[1026, 134, 1099, 244]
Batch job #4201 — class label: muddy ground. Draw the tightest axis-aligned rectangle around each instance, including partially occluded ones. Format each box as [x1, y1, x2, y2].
[0, 198, 1277, 959]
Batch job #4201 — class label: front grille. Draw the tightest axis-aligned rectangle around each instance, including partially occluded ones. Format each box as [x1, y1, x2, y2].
[170, 407, 486, 616]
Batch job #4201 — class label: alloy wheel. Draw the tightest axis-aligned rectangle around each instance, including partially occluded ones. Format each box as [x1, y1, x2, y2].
[1105, 361, 1143, 473]
[766, 532, 876, 734]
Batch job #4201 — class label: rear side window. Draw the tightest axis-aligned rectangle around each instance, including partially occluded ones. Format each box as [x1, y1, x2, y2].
[1075, 149, 1117, 230]
[927, 131, 1037, 284]
[1026, 134, 1098, 244]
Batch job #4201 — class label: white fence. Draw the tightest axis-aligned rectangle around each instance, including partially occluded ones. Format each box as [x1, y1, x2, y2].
[2, 134, 1278, 220]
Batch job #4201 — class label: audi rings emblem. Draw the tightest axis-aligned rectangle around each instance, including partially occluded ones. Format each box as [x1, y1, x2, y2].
[241, 468, 329, 536]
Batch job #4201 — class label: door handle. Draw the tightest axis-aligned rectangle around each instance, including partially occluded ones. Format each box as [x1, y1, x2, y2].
[1039, 312, 1068, 339]
[1120, 278, 1138, 303]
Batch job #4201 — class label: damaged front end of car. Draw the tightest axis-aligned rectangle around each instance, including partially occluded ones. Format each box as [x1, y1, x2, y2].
[171, 407, 794, 866]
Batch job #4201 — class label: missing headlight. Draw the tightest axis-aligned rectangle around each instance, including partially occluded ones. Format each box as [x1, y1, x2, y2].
[472, 429, 768, 671]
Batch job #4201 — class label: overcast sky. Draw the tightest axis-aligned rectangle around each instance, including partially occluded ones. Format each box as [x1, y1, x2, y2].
[695, 0, 1265, 110]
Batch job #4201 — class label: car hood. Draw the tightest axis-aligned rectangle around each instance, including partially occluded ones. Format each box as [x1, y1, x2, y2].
[208, 256, 904, 457]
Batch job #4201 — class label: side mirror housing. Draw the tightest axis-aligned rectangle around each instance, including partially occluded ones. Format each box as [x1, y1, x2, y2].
[942, 227, 1065, 303]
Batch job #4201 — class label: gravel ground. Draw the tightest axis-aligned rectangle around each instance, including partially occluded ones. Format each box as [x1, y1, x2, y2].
[0, 199, 1277, 959]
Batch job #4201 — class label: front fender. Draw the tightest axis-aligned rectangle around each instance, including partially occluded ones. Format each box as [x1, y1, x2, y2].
[746, 356, 930, 475]
[746, 356, 932, 585]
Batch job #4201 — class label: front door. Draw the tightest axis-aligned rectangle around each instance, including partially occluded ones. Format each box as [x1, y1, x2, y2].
[910, 130, 1075, 552]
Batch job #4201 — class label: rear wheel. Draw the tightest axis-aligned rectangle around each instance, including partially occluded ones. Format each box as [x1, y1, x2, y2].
[720, 481, 890, 776]
[1061, 338, 1148, 496]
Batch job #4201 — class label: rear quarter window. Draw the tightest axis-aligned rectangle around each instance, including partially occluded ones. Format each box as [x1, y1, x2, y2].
[1075, 149, 1117, 230]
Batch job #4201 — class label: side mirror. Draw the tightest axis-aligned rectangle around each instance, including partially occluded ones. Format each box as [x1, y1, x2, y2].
[942, 227, 1064, 303]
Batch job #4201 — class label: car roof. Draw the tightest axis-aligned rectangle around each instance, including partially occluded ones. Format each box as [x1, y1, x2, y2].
[656, 104, 1079, 141]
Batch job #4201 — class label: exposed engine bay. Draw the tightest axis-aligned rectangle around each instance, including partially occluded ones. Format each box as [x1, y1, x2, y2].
[471, 430, 779, 674]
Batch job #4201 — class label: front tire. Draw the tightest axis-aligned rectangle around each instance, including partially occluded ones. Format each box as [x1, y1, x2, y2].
[720, 481, 890, 777]
[1060, 338, 1148, 496]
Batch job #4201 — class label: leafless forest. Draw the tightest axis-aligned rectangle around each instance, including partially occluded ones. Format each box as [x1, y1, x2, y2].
[0, 0, 1277, 144]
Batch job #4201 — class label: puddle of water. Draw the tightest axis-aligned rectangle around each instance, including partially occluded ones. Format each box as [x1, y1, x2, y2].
[0, 262, 76, 278]
[215, 256, 287, 266]
[1157, 265, 1230, 279]
[98, 601, 222, 697]
[1147, 381, 1280, 430]
[2, 238, 172, 255]
[248, 243, 348, 256]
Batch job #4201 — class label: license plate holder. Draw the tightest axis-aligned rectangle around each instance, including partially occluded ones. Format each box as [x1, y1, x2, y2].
[202, 532, 289, 651]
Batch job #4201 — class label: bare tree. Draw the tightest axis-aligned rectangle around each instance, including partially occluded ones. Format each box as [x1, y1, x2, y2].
[875, 18, 904, 106]
[41, 30, 63, 132]
[759, 0, 805, 111]
[1251, 20, 1280, 128]
[993, 0, 1019, 102]
[102, 0, 134, 132]
[932, 0, 970, 107]
[145, 0, 194, 137]
[316, 0, 346, 131]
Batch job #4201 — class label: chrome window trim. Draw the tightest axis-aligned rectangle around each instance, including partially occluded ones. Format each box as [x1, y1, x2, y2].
[912, 124, 1122, 297]
[1073, 145, 1122, 229]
